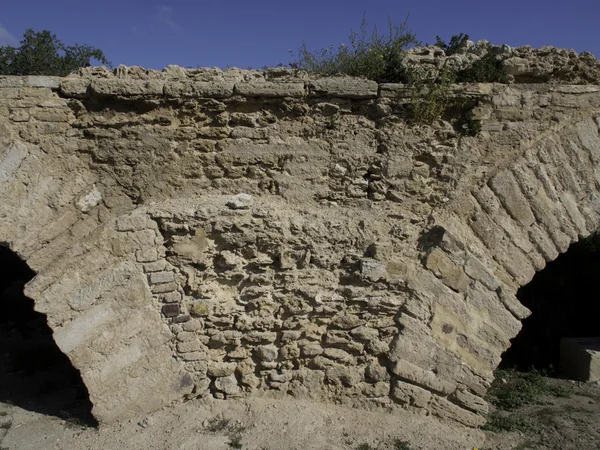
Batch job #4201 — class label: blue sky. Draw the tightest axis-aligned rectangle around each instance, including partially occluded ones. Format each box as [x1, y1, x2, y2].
[1, 0, 599, 70]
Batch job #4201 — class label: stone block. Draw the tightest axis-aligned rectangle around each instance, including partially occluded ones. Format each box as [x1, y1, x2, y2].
[360, 259, 387, 282]
[207, 362, 237, 377]
[0, 141, 29, 183]
[177, 340, 203, 353]
[60, 78, 91, 97]
[308, 78, 378, 99]
[255, 345, 278, 362]
[226, 193, 253, 210]
[215, 374, 241, 396]
[149, 271, 175, 284]
[378, 83, 410, 99]
[425, 249, 470, 292]
[151, 282, 178, 294]
[449, 390, 489, 414]
[164, 80, 234, 98]
[27, 76, 61, 89]
[464, 256, 500, 291]
[430, 396, 486, 427]
[91, 79, 164, 96]
[0, 77, 24, 88]
[391, 359, 455, 395]
[0, 88, 20, 99]
[161, 304, 180, 318]
[234, 81, 306, 98]
[488, 170, 536, 227]
[560, 338, 600, 382]
[391, 380, 431, 408]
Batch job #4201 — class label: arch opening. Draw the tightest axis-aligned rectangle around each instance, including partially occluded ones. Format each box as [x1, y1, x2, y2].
[0, 245, 96, 426]
[500, 234, 600, 373]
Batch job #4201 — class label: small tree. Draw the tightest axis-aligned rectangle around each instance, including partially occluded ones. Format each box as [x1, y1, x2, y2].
[434, 33, 470, 56]
[0, 29, 110, 76]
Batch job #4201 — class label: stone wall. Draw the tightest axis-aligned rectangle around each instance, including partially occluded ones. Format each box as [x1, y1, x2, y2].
[1, 62, 599, 426]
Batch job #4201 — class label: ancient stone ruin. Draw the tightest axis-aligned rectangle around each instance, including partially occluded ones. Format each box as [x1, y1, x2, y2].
[1, 45, 600, 427]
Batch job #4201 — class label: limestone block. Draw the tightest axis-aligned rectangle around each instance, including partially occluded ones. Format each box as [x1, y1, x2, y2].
[27, 76, 61, 89]
[302, 343, 324, 357]
[430, 396, 486, 427]
[450, 390, 489, 414]
[322, 348, 356, 365]
[308, 78, 378, 99]
[136, 248, 159, 263]
[76, 185, 102, 213]
[0, 77, 24, 88]
[164, 80, 234, 98]
[177, 340, 204, 353]
[325, 365, 362, 387]
[161, 304, 180, 317]
[116, 215, 150, 232]
[91, 79, 164, 96]
[0, 88, 19, 98]
[391, 359, 456, 395]
[226, 193, 253, 209]
[215, 374, 241, 396]
[464, 256, 500, 291]
[182, 351, 207, 362]
[255, 345, 278, 362]
[378, 83, 410, 99]
[332, 314, 363, 330]
[360, 259, 387, 282]
[152, 282, 178, 294]
[391, 380, 431, 408]
[207, 362, 237, 377]
[488, 170, 536, 227]
[365, 360, 390, 383]
[0, 141, 29, 183]
[560, 338, 600, 382]
[60, 78, 91, 97]
[234, 81, 306, 98]
[425, 249, 470, 292]
[149, 271, 175, 284]
[497, 288, 532, 320]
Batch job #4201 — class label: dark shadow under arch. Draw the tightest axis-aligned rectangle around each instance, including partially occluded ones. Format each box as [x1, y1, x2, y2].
[500, 234, 600, 372]
[0, 245, 96, 426]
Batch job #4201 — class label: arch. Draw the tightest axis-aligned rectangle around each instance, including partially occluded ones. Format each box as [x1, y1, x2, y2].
[0, 137, 192, 423]
[398, 114, 600, 424]
[1, 74, 599, 428]
[0, 244, 95, 424]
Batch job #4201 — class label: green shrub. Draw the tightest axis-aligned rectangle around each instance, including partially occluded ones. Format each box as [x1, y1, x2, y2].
[292, 13, 420, 83]
[408, 65, 454, 124]
[393, 440, 412, 450]
[455, 47, 509, 83]
[488, 368, 573, 411]
[482, 413, 532, 433]
[434, 33, 470, 56]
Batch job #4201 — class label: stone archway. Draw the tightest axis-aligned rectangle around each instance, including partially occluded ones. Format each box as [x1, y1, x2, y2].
[0, 244, 95, 423]
[397, 115, 600, 425]
[0, 136, 192, 423]
[501, 234, 600, 371]
[1, 71, 599, 428]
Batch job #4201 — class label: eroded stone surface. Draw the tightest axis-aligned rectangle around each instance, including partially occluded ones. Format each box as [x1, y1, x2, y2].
[1, 56, 600, 426]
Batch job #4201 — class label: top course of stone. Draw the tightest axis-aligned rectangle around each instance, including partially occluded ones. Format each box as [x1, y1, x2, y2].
[72, 42, 600, 84]
[3, 43, 599, 100]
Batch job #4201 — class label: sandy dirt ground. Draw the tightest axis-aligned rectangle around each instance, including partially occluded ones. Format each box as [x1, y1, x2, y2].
[0, 396, 487, 450]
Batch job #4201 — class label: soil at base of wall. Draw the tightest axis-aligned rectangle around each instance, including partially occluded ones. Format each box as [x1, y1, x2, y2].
[0, 377, 598, 449]
[483, 376, 600, 450]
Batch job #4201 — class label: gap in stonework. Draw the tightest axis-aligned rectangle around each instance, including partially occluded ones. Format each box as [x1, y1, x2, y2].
[500, 232, 600, 372]
[0, 245, 96, 426]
